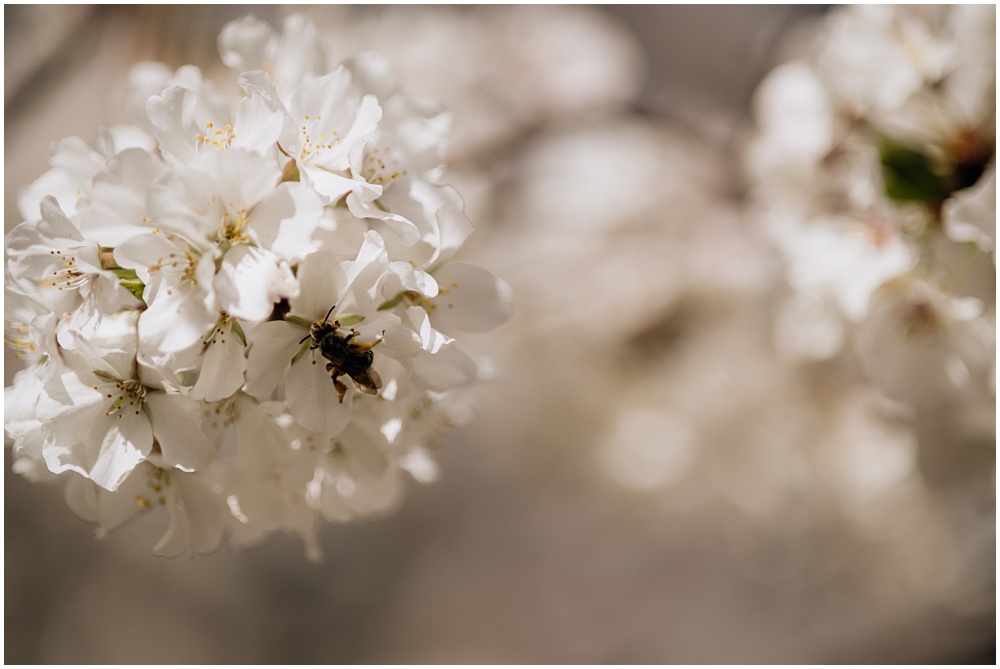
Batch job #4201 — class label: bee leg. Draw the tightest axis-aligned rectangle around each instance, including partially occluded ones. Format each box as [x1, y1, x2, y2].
[333, 378, 349, 403]
[327, 365, 349, 404]
[350, 330, 386, 353]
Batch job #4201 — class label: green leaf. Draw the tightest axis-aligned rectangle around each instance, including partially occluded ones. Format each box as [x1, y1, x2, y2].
[284, 314, 313, 329]
[110, 267, 146, 300]
[378, 290, 429, 311]
[119, 277, 145, 301]
[230, 319, 247, 346]
[378, 293, 405, 311]
[176, 368, 200, 386]
[336, 313, 364, 327]
[290, 339, 312, 365]
[879, 141, 951, 204]
[280, 158, 300, 183]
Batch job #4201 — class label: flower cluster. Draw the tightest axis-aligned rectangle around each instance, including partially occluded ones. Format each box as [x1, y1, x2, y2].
[748, 5, 995, 421]
[5, 14, 510, 561]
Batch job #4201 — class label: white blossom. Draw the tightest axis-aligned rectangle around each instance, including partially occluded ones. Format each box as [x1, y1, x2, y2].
[748, 4, 995, 436]
[4, 13, 508, 560]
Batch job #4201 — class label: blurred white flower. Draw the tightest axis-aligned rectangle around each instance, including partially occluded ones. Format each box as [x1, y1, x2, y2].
[65, 460, 228, 558]
[816, 5, 954, 117]
[315, 5, 643, 160]
[219, 14, 326, 101]
[17, 126, 157, 220]
[749, 4, 995, 418]
[942, 164, 996, 256]
[857, 278, 994, 411]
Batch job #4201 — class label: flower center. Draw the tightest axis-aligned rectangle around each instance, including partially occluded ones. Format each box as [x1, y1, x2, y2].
[135, 466, 170, 508]
[4, 322, 38, 360]
[43, 249, 88, 291]
[202, 394, 240, 431]
[103, 379, 148, 419]
[298, 115, 339, 162]
[947, 128, 994, 192]
[201, 310, 233, 352]
[215, 209, 252, 246]
[903, 300, 940, 338]
[148, 247, 201, 285]
[361, 146, 407, 186]
[194, 121, 235, 149]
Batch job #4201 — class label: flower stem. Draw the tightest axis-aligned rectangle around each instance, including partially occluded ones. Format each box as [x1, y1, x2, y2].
[99, 247, 121, 271]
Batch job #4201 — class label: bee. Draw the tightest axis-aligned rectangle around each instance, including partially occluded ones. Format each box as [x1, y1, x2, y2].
[302, 306, 384, 403]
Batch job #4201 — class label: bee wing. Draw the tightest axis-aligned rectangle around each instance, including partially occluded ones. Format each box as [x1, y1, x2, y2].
[352, 368, 383, 395]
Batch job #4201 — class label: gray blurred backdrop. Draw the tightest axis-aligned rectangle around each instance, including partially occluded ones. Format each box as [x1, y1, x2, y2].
[5, 5, 994, 664]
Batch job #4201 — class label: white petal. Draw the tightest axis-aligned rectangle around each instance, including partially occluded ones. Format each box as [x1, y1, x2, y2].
[90, 412, 154, 491]
[367, 310, 422, 359]
[190, 323, 248, 402]
[137, 279, 217, 354]
[429, 263, 512, 333]
[289, 249, 348, 321]
[249, 182, 323, 261]
[114, 232, 180, 278]
[346, 193, 420, 246]
[78, 148, 164, 246]
[285, 352, 353, 437]
[215, 245, 296, 322]
[245, 320, 305, 399]
[37, 370, 104, 419]
[58, 310, 140, 381]
[146, 393, 215, 472]
[384, 261, 438, 298]
[434, 205, 475, 266]
[303, 167, 364, 203]
[318, 451, 402, 522]
[153, 474, 226, 556]
[271, 14, 326, 91]
[943, 165, 995, 255]
[410, 342, 479, 391]
[40, 399, 98, 471]
[291, 69, 380, 171]
[18, 168, 81, 220]
[404, 306, 452, 354]
[339, 231, 389, 314]
[399, 447, 439, 484]
[145, 86, 200, 164]
[211, 148, 283, 214]
[43, 400, 152, 492]
[233, 90, 285, 154]
[146, 78, 232, 164]
[64, 474, 100, 524]
[89, 462, 157, 530]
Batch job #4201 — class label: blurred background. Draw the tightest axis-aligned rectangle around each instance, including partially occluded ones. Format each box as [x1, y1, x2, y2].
[4, 5, 995, 663]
